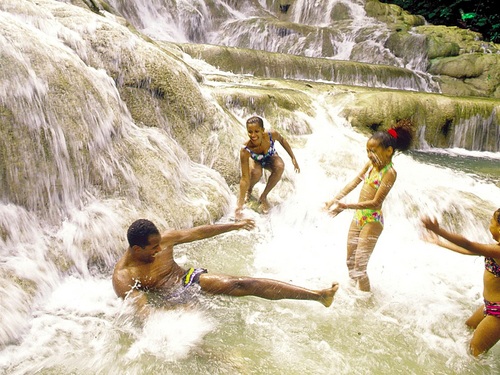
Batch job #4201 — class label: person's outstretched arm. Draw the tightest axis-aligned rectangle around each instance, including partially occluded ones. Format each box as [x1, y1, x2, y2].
[422, 216, 500, 257]
[160, 219, 255, 248]
[421, 227, 476, 255]
[325, 162, 370, 210]
[272, 131, 300, 172]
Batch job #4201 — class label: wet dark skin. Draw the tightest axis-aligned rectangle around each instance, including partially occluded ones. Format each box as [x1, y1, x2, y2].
[113, 219, 338, 316]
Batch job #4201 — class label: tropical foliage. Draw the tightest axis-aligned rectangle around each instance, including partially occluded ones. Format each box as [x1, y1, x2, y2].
[380, 0, 500, 43]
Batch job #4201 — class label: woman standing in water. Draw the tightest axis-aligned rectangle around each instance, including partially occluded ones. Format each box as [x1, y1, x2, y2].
[422, 209, 500, 357]
[235, 116, 300, 220]
[324, 120, 414, 292]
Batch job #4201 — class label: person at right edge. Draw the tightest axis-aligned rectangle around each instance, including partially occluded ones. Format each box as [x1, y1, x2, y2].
[324, 120, 414, 292]
[422, 209, 500, 356]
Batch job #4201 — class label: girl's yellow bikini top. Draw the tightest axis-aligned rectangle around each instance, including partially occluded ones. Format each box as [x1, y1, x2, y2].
[364, 162, 393, 190]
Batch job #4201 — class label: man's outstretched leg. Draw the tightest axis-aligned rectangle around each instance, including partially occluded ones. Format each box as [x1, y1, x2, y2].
[199, 274, 339, 307]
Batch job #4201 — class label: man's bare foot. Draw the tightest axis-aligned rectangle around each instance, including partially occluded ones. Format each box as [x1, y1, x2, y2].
[319, 283, 339, 307]
[258, 199, 271, 214]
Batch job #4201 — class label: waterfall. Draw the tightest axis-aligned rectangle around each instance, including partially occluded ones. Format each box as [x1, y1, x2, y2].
[110, 0, 443, 93]
[453, 111, 500, 152]
[108, 0, 448, 98]
[1, 0, 499, 374]
[288, 0, 398, 64]
[107, 0, 430, 71]
[0, 0, 143, 218]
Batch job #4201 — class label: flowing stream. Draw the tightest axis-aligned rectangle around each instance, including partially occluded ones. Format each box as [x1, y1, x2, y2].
[1, 0, 500, 374]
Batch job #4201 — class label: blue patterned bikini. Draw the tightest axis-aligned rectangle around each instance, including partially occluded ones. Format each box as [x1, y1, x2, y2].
[245, 132, 276, 168]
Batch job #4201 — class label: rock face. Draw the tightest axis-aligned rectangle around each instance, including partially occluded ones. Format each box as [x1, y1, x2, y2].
[0, 0, 237, 225]
[428, 53, 500, 98]
[364, 0, 500, 98]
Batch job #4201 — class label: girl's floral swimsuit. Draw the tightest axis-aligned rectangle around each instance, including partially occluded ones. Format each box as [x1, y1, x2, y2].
[484, 256, 500, 317]
[245, 132, 276, 168]
[354, 162, 393, 228]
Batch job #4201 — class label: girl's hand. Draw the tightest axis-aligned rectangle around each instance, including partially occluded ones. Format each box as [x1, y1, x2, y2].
[328, 207, 344, 218]
[292, 158, 300, 173]
[421, 216, 439, 233]
[323, 200, 344, 218]
[420, 228, 440, 245]
[337, 202, 348, 210]
[323, 199, 337, 211]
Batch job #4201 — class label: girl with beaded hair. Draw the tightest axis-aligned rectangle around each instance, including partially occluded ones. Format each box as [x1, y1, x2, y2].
[324, 119, 414, 292]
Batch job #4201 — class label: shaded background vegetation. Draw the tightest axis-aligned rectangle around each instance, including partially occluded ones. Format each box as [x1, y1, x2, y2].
[381, 0, 500, 43]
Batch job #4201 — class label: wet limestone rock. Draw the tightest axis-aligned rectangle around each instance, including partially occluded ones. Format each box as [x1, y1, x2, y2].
[366, 1, 500, 98]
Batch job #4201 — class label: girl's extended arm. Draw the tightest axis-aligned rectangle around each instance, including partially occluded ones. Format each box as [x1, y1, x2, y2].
[273, 131, 300, 173]
[422, 216, 500, 257]
[421, 229, 476, 255]
[324, 163, 370, 210]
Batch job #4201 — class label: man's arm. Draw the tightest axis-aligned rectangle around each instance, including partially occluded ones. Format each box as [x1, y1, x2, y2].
[160, 219, 255, 247]
[113, 268, 151, 317]
[113, 268, 136, 299]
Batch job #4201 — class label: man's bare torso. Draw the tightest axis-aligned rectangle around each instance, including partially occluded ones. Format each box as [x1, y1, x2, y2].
[113, 246, 186, 297]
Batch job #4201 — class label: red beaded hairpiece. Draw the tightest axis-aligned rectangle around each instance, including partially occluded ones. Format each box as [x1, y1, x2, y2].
[388, 128, 398, 139]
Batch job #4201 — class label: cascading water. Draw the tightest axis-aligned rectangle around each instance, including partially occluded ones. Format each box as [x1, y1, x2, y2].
[108, 0, 423, 67]
[107, 0, 440, 92]
[288, 0, 394, 63]
[1, 0, 499, 374]
[452, 112, 500, 152]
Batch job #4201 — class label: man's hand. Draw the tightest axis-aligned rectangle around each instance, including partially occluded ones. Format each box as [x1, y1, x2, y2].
[236, 218, 255, 230]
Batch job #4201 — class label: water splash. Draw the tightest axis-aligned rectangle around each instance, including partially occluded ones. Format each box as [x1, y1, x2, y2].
[1, 1, 500, 374]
